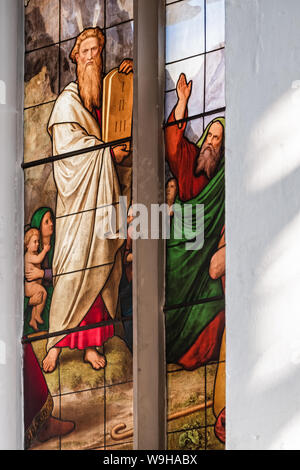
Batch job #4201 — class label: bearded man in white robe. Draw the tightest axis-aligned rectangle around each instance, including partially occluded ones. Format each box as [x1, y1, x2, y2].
[42, 27, 132, 373]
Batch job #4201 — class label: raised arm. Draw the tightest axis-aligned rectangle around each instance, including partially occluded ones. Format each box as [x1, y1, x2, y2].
[27, 245, 50, 265]
[165, 74, 199, 180]
[174, 73, 192, 124]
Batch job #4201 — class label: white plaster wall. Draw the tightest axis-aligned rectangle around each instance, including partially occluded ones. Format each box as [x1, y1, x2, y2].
[0, 0, 23, 450]
[226, 0, 300, 450]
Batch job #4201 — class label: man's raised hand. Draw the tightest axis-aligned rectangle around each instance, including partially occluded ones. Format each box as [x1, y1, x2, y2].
[176, 73, 192, 103]
[174, 73, 192, 123]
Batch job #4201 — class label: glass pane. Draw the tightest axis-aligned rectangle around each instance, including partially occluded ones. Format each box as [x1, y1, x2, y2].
[166, 55, 205, 116]
[166, 0, 205, 64]
[24, 0, 134, 451]
[24, 164, 57, 229]
[164, 0, 225, 451]
[59, 39, 77, 92]
[60, 388, 105, 450]
[61, 0, 105, 42]
[106, 0, 134, 28]
[105, 21, 134, 73]
[167, 367, 205, 433]
[106, 382, 133, 447]
[206, 0, 225, 52]
[165, 90, 177, 122]
[185, 117, 204, 143]
[25, 46, 59, 108]
[205, 48, 225, 112]
[24, 102, 54, 164]
[204, 111, 225, 129]
[104, 336, 133, 386]
[25, 0, 59, 51]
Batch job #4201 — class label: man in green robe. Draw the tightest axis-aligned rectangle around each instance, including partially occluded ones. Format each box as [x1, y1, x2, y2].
[165, 73, 225, 368]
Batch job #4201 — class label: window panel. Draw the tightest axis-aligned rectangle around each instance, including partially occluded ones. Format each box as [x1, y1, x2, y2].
[25, 339, 60, 395]
[185, 118, 204, 144]
[24, 102, 54, 164]
[105, 382, 133, 447]
[205, 48, 225, 112]
[24, 165, 57, 235]
[165, 0, 225, 451]
[24, 0, 134, 451]
[105, 21, 134, 73]
[106, 0, 134, 28]
[25, 0, 60, 51]
[206, 0, 225, 52]
[166, 0, 205, 64]
[59, 39, 77, 91]
[164, 90, 177, 122]
[60, 388, 105, 450]
[104, 335, 133, 386]
[60, 0, 105, 42]
[167, 367, 205, 433]
[59, 346, 106, 394]
[204, 110, 225, 129]
[25, 46, 59, 108]
[166, 55, 205, 117]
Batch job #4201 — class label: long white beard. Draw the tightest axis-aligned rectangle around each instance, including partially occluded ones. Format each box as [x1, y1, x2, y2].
[195, 145, 221, 179]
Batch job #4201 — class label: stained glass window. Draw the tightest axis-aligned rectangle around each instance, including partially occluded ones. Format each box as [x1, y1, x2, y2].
[164, 0, 226, 450]
[23, 0, 225, 451]
[23, 0, 134, 450]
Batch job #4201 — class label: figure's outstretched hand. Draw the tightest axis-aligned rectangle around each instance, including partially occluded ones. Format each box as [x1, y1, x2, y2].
[44, 244, 51, 253]
[113, 143, 130, 163]
[119, 59, 133, 74]
[176, 73, 192, 103]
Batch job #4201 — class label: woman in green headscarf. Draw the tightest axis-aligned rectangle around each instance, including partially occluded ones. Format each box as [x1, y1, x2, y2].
[24, 207, 55, 336]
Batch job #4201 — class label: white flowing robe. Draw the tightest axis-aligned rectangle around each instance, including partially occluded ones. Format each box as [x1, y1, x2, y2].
[47, 82, 124, 351]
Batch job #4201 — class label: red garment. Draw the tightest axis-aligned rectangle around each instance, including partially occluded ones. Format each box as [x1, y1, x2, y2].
[56, 294, 114, 350]
[165, 109, 209, 202]
[178, 311, 225, 369]
[24, 343, 50, 432]
[214, 408, 226, 444]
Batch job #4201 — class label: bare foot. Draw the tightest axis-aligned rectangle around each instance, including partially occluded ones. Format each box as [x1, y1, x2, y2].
[29, 315, 44, 331]
[38, 416, 75, 443]
[84, 348, 106, 370]
[29, 318, 39, 331]
[43, 348, 61, 373]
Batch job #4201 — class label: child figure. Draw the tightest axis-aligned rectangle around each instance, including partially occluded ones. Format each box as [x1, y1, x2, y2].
[166, 178, 178, 217]
[24, 228, 50, 331]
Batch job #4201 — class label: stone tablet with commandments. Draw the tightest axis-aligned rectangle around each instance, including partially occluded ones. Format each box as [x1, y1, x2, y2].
[102, 68, 133, 143]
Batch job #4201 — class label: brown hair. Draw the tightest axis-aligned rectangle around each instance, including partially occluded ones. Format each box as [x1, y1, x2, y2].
[70, 27, 105, 64]
[24, 228, 39, 252]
